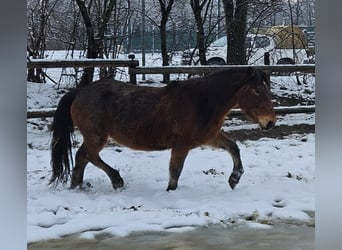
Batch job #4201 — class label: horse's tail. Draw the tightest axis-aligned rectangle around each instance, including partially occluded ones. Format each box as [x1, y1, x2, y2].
[50, 88, 80, 185]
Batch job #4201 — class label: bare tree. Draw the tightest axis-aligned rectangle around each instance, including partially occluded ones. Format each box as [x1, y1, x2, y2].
[156, 0, 175, 83]
[246, 1, 283, 30]
[190, 0, 211, 65]
[158, 0, 174, 65]
[27, 0, 59, 82]
[75, 0, 117, 87]
[136, 0, 175, 82]
[26, 0, 315, 83]
[222, 0, 248, 65]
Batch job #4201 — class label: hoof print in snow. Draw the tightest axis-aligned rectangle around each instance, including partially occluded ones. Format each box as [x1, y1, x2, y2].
[123, 205, 141, 211]
[286, 172, 304, 181]
[244, 210, 259, 221]
[203, 168, 224, 176]
[78, 182, 93, 191]
[272, 199, 286, 208]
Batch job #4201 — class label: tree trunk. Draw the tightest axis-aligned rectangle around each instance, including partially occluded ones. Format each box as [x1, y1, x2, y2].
[190, 0, 209, 65]
[158, 0, 175, 83]
[27, 0, 51, 83]
[222, 0, 248, 65]
[75, 0, 96, 87]
[75, 0, 116, 87]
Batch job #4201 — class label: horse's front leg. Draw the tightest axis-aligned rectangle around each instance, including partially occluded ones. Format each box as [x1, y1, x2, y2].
[208, 131, 244, 189]
[167, 148, 190, 191]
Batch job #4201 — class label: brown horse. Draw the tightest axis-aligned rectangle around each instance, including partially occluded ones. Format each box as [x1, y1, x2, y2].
[50, 67, 276, 191]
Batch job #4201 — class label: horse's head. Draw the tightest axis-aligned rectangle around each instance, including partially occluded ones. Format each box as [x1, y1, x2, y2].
[236, 67, 276, 130]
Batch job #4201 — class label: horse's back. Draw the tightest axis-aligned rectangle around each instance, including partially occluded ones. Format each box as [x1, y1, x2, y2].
[70, 79, 223, 151]
[70, 81, 172, 149]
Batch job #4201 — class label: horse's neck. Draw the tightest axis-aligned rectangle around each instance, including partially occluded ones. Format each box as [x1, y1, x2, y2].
[204, 73, 244, 111]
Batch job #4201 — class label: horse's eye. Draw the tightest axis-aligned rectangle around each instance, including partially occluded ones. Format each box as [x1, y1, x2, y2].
[253, 88, 261, 96]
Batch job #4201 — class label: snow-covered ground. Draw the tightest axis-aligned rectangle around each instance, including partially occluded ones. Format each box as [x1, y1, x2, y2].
[27, 52, 315, 243]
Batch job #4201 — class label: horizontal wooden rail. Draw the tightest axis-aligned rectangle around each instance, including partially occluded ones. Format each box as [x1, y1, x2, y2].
[27, 109, 55, 119]
[27, 59, 139, 69]
[129, 64, 315, 76]
[27, 105, 315, 119]
[27, 60, 314, 85]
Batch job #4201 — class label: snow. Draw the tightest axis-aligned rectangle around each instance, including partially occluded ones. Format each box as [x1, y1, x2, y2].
[27, 52, 315, 243]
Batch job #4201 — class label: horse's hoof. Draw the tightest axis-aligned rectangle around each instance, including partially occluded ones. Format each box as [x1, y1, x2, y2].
[228, 169, 244, 190]
[228, 175, 239, 189]
[112, 178, 124, 190]
[228, 179, 237, 190]
[166, 184, 177, 191]
[69, 182, 82, 189]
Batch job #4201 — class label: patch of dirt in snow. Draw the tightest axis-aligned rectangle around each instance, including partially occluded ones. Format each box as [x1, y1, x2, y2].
[227, 124, 315, 142]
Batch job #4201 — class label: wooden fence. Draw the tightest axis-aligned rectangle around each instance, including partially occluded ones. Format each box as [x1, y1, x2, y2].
[27, 58, 139, 84]
[27, 105, 315, 119]
[27, 59, 139, 69]
[27, 59, 315, 119]
[128, 64, 315, 84]
[27, 59, 315, 85]
[130, 64, 315, 73]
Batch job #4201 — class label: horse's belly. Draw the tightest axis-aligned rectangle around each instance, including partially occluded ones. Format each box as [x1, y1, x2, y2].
[109, 125, 171, 151]
[110, 135, 169, 151]
[108, 113, 208, 151]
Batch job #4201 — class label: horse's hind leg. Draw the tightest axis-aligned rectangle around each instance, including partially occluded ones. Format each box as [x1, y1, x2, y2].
[208, 131, 244, 189]
[89, 155, 124, 189]
[85, 136, 124, 190]
[70, 143, 89, 189]
[167, 148, 190, 191]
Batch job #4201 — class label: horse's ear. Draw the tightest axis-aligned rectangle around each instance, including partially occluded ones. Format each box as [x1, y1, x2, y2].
[262, 70, 271, 79]
[247, 66, 256, 79]
[262, 70, 271, 88]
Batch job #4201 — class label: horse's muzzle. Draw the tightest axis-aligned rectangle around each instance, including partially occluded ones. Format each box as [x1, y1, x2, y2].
[260, 120, 275, 130]
[265, 121, 274, 130]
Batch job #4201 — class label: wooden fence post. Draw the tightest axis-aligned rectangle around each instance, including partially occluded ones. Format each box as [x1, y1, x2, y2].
[264, 52, 270, 65]
[129, 66, 137, 85]
[128, 53, 137, 85]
